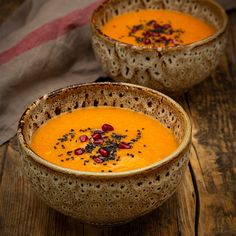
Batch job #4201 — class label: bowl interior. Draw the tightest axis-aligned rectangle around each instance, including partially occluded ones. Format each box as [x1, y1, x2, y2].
[92, 0, 227, 44]
[19, 83, 190, 173]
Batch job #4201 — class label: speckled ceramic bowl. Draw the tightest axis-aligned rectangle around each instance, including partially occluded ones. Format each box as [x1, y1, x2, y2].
[17, 83, 191, 225]
[91, 0, 228, 94]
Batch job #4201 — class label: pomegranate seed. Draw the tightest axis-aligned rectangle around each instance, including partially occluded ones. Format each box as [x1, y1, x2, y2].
[160, 36, 167, 42]
[151, 32, 159, 37]
[99, 148, 109, 157]
[93, 129, 104, 134]
[167, 29, 173, 35]
[93, 156, 104, 163]
[94, 138, 104, 145]
[79, 135, 88, 142]
[102, 124, 114, 132]
[74, 148, 84, 155]
[144, 31, 151, 37]
[92, 133, 101, 140]
[169, 38, 175, 44]
[95, 158, 103, 163]
[144, 39, 151, 45]
[154, 23, 161, 29]
[118, 142, 131, 149]
[163, 24, 171, 29]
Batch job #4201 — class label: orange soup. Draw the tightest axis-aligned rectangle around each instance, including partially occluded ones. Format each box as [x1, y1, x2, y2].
[101, 9, 215, 48]
[31, 107, 178, 172]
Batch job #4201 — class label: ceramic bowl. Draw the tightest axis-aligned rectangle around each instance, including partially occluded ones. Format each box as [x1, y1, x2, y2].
[91, 0, 228, 94]
[17, 82, 191, 225]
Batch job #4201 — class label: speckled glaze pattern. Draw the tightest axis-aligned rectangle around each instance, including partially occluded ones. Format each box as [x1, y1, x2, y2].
[91, 0, 228, 94]
[17, 83, 191, 225]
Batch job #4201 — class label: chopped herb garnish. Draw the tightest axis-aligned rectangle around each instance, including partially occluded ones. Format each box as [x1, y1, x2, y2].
[53, 123, 146, 166]
[127, 20, 184, 48]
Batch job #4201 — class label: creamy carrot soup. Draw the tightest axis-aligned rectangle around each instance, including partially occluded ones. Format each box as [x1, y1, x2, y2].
[31, 107, 178, 173]
[101, 9, 215, 48]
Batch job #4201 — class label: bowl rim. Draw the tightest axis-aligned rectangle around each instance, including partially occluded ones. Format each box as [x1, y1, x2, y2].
[17, 82, 191, 178]
[91, 0, 228, 52]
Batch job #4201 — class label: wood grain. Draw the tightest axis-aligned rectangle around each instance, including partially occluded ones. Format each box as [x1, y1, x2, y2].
[0, 138, 84, 236]
[0, 136, 196, 236]
[0, 2, 236, 236]
[182, 12, 236, 235]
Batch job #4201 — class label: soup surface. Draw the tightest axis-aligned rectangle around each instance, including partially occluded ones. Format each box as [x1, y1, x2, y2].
[101, 9, 215, 48]
[31, 107, 178, 172]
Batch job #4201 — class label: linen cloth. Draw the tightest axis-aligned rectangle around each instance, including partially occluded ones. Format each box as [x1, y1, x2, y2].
[0, 0, 105, 144]
[0, 0, 234, 145]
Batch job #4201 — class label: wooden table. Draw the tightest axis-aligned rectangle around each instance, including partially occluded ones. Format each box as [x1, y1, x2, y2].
[0, 3, 236, 236]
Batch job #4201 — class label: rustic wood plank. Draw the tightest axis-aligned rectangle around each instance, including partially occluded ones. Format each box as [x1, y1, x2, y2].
[0, 137, 84, 236]
[176, 159, 197, 236]
[83, 224, 104, 236]
[226, 11, 236, 76]
[184, 18, 236, 234]
[0, 136, 196, 236]
[0, 142, 8, 185]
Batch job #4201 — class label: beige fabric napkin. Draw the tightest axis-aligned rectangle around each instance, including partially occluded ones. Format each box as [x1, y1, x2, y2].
[0, 0, 105, 144]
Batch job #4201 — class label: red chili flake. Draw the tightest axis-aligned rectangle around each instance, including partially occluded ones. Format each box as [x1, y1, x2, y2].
[74, 148, 84, 155]
[102, 124, 114, 132]
[79, 135, 88, 142]
[99, 148, 109, 157]
[118, 142, 131, 149]
[92, 133, 102, 140]
[94, 138, 104, 145]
